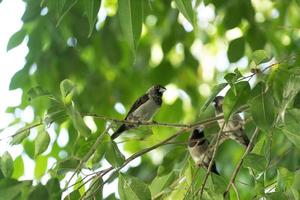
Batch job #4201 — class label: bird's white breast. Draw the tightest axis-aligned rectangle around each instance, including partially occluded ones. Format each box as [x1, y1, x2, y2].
[188, 146, 208, 166]
[131, 98, 160, 121]
[216, 113, 237, 132]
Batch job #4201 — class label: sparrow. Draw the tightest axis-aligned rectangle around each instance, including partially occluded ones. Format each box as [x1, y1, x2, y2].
[213, 96, 250, 147]
[111, 85, 166, 140]
[188, 127, 219, 175]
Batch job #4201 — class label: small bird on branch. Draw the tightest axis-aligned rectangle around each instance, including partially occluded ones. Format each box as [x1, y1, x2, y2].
[213, 96, 250, 147]
[111, 85, 166, 140]
[188, 127, 219, 175]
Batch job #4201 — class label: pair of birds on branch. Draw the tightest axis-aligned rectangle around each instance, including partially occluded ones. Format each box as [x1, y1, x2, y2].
[111, 85, 249, 175]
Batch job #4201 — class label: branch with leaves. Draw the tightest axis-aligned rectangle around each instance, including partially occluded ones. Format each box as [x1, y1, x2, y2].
[3, 51, 300, 200]
[223, 127, 260, 197]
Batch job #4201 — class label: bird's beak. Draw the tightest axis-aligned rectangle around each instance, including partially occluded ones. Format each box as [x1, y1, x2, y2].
[159, 87, 166, 93]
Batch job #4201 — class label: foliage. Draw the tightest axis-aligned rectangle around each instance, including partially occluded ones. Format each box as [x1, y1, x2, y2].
[2, 0, 300, 199]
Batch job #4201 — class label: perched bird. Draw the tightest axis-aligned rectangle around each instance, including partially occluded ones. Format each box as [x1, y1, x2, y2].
[111, 85, 166, 140]
[188, 127, 219, 175]
[213, 96, 250, 147]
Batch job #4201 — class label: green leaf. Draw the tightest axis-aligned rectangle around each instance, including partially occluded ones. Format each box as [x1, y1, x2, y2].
[34, 156, 48, 179]
[74, 176, 85, 195]
[64, 190, 80, 200]
[224, 73, 237, 84]
[73, 133, 102, 159]
[272, 68, 300, 119]
[45, 99, 66, 125]
[174, 0, 195, 25]
[56, 158, 80, 175]
[252, 134, 266, 155]
[281, 72, 300, 116]
[6, 29, 26, 51]
[27, 86, 50, 100]
[200, 83, 227, 112]
[293, 91, 300, 108]
[245, 25, 267, 50]
[251, 50, 271, 65]
[224, 73, 238, 95]
[227, 37, 245, 62]
[212, 174, 227, 194]
[249, 84, 275, 132]
[91, 133, 110, 165]
[278, 109, 300, 148]
[0, 179, 31, 200]
[23, 140, 35, 159]
[84, 0, 102, 37]
[67, 105, 90, 137]
[105, 194, 117, 200]
[223, 3, 242, 29]
[10, 129, 30, 145]
[105, 140, 125, 168]
[223, 81, 250, 121]
[12, 156, 24, 178]
[85, 177, 103, 200]
[244, 153, 267, 172]
[118, 0, 143, 52]
[60, 79, 76, 105]
[118, 173, 151, 200]
[149, 171, 177, 196]
[266, 192, 289, 200]
[46, 178, 62, 200]
[272, 68, 291, 104]
[250, 81, 265, 99]
[28, 184, 49, 200]
[0, 152, 14, 178]
[35, 131, 50, 156]
[234, 68, 243, 78]
[254, 173, 265, 195]
[277, 167, 294, 191]
[56, 0, 80, 26]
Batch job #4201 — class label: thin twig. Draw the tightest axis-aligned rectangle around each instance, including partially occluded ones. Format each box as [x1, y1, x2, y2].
[232, 183, 240, 200]
[0, 122, 43, 140]
[64, 114, 239, 199]
[80, 128, 191, 199]
[223, 127, 260, 197]
[268, 147, 293, 169]
[2, 56, 292, 142]
[183, 167, 200, 200]
[65, 124, 112, 190]
[238, 54, 295, 82]
[83, 113, 191, 128]
[198, 122, 226, 198]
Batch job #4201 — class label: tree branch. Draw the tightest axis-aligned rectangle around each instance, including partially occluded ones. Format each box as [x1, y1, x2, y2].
[231, 183, 240, 200]
[223, 127, 260, 197]
[63, 108, 250, 199]
[83, 113, 224, 128]
[0, 122, 43, 140]
[198, 122, 226, 198]
[65, 124, 112, 190]
[80, 127, 191, 199]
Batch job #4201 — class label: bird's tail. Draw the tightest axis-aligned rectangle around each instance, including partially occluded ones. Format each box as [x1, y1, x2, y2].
[238, 129, 250, 148]
[242, 133, 250, 147]
[211, 163, 220, 175]
[111, 124, 127, 140]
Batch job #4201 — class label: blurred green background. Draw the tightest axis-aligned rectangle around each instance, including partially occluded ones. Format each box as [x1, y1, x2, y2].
[1, 0, 300, 199]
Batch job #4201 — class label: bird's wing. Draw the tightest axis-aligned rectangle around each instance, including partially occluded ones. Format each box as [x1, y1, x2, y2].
[231, 113, 244, 128]
[125, 93, 149, 120]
